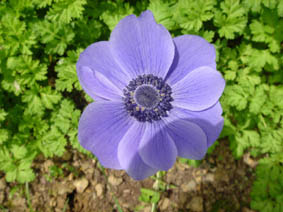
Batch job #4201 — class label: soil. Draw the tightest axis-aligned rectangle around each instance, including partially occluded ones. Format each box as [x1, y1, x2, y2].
[0, 140, 257, 212]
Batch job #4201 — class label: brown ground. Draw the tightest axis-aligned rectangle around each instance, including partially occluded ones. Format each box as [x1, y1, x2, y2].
[0, 140, 257, 212]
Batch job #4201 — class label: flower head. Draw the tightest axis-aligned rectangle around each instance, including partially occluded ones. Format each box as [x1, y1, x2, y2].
[77, 10, 225, 180]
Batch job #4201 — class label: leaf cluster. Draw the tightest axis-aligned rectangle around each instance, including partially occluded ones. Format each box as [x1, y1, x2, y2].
[0, 5, 282, 212]
[251, 156, 283, 212]
[0, 0, 93, 184]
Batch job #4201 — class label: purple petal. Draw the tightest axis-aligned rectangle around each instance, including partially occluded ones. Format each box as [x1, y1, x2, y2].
[110, 10, 174, 79]
[172, 66, 225, 111]
[138, 122, 177, 170]
[118, 122, 158, 180]
[164, 117, 207, 160]
[78, 101, 133, 169]
[77, 66, 122, 101]
[171, 103, 224, 148]
[77, 41, 131, 101]
[166, 35, 216, 85]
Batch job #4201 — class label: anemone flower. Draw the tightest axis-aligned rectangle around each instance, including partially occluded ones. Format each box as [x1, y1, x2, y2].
[77, 10, 225, 180]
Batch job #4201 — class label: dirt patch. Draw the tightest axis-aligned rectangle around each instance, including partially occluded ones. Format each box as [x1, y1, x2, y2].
[0, 140, 256, 212]
[164, 140, 255, 212]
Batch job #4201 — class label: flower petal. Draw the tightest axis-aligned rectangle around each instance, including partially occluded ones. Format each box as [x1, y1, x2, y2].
[78, 101, 133, 169]
[171, 103, 224, 148]
[77, 41, 131, 101]
[110, 10, 174, 79]
[166, 35, 216, 85]
[77, 66, 121, 101]
[172, 66, 225, 111]
[164, 117, 207, 160]
[138, 122, 177, 170]
[118, 122, 158, 180]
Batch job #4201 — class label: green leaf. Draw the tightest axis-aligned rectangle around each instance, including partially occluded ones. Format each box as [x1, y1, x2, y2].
[249, 10, 282, 53]
[270, 86, 283, 109]
[251, 160, 283, 212]
[270, 166, 280, 181]
[242, 130, 261, 147]
[224, 70, 236, 81]
[53, 99, 78, 133]
[17, 161, 35, 183]
[0, 129, 9, 145]
[5, 169, 17, 182]
[174, 0, 216, 31]
[51, 100, 85, 153]
[250, 20, 268, 42]
[0, 147, 12, 171]
[74, 19, 103, 47]
[33, 20, 75, 55]
[7, 55, 47, 87]
[11, 145, 27, 160]
[32, 0, 53, 8]
[249, 85, 268, 114]
[223, 85, 248, 110]
[278, 0, 283, 16]
[262, 0, 277, 9]
[200, 30, 215, 42]
[22, 88, 44, 116]
[248, 50, 279, 72]
[221, 118, 237, 137]
[262, 201, 275, 212]
[251, 178, 268, 198]
[243, 0, 263, 13]
[55, 50, 82, 92]
[37, 127, 67, 157]
[46, 0, 87, 24]
[139, 188, 160, 204]
[0, 109, 7, 122]
[148, 0, 176, 30]
[261, 129, 283, 154]
[100, 1, 134, 31]
[40, 87, 61, 109]
[214, 0, 247, 39]
[1, 13, 36, 55]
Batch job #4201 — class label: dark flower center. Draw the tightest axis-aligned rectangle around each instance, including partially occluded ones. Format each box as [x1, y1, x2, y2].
[134, 85, 159, 109]
[123, 74, 173, 122]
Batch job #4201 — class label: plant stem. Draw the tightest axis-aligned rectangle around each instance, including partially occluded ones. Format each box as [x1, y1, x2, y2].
[25, 182, 34, 212]
[151, 171, 161, 212]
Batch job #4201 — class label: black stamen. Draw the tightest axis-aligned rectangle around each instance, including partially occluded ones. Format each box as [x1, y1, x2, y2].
[123, 74, 173, 122]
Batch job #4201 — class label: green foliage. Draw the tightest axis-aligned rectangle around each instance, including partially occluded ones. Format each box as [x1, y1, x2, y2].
[46, 0, 87, 24]
[0, 2, 282, 211]
[174, 0, 216, 32]
[251, 156, 283, 212]
[55, 50, 83, 92]
[179, 158, 202, 167]
[0, 0, 87, 183]
[0, 146, 36, 183]
[45, 165, 64, 182]
[33, 20, 75, 55]
[249, 8, 283, 53]
[147, 0, 176, 30]
[214, 0, 247, 39]
[100, 0, 134, 31]
[139, 188, 160, 204]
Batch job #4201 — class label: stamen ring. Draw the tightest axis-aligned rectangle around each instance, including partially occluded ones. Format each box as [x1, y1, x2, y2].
[123, 74, 173, 122]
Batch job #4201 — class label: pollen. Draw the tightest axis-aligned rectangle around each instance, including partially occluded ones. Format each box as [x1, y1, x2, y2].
[123, 74, 173, 122]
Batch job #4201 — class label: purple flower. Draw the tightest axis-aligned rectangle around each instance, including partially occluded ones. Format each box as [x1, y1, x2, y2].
[76, 10, 225, 180]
